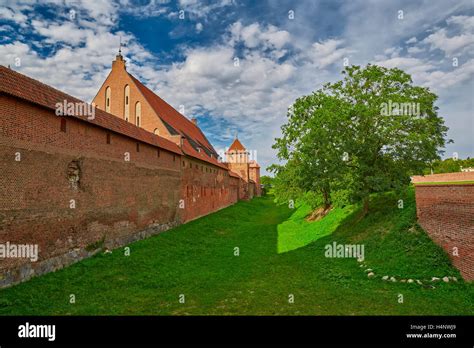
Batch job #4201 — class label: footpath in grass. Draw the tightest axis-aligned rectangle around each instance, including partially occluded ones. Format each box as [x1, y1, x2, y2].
[0, 191, 472, 315]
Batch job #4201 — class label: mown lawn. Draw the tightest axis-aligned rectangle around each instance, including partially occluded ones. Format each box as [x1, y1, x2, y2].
[0, 190, 472, 315]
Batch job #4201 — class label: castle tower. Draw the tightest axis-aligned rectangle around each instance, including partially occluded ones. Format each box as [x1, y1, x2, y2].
[225, 136, 250, 182]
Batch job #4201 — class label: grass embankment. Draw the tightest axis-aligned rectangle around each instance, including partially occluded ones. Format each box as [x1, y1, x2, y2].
[277, 203, 353, 253]
[0, 189, 472, 315]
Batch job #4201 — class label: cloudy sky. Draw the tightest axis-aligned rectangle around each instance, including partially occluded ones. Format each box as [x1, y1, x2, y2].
[1, 0, 473, 174]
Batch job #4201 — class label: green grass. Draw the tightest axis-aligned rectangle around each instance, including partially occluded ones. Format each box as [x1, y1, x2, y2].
[0, 189, 472, 315]
[277, 203, 354, 253]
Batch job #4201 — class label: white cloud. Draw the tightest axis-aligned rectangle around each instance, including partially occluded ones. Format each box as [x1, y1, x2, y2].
[447, 15, 474, 31]
[1, 0, 473, 173]
[407, 46, 424, 54]
[0, 6, 28, 26]
[196, 22, 203, 33]
[423, 28, 474, 55]
[310, 39, 353, 69]
[178, 0, 234, 18]
[229, 21, 291, 52]
[31, 20, 92, 46]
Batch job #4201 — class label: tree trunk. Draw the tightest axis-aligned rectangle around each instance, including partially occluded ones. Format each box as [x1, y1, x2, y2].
[322, 189, 331, 210]
[362, 196, 369, 216]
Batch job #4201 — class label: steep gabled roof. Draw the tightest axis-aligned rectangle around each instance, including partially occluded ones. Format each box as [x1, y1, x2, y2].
[228, 138, 246, 151]
[0, 65, 182, 155]
[128, 73, 227, 169]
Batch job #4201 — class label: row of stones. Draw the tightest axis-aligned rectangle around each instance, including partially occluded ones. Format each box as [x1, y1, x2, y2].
[357, 259, 458, 287]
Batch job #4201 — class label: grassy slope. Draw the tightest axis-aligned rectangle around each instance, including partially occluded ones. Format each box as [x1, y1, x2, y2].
[0, 190, 472, 315]
[277, 203, 354, 253]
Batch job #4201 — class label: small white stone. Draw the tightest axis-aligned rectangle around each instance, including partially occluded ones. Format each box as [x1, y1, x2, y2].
[382, 276, 389, 281]
[390, 277, 397, 282]
[432, 277, 440, 282]
[452, 277, 458, 282]
[400, 279, 406, 283]
[416, 280, 422, 285]
[367, 272, 375, 278]
[407, 279, 414, 283]
[442, 276, 449, 283]
[365, 268, 373, 273]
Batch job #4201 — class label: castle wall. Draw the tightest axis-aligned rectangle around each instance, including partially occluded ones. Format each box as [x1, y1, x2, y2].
[180, 158, 239, 222]
[250, 167, 261, 196]
[414, 180, 474, 281]
[0, 94, 238, 287]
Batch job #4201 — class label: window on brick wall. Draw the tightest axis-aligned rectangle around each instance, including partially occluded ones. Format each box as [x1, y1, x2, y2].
[136, 143, 140, 152]
[182, 161, 185, 167]
[173, 155, 176, 162]
[124, 85, 130, 121]
[60, 118, 67, 132]
[106, 133, 111, 144]
[157, 149, 160, 158]
[135, 102, 141, 127]
[105, 86, 111, 113]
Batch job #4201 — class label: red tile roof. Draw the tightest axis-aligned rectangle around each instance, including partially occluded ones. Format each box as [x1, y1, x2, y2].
[229, 171, 241, 178]
[0, 65, 182, 155]
[228, 138, 246, 151]
[128, 73, 228, 169]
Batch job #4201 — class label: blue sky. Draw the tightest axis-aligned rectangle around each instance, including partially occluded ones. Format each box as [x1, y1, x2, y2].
[1, 0, 473, 175]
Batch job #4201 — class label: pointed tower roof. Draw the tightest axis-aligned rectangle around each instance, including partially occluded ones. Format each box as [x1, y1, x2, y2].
[228, 138, 246, 151]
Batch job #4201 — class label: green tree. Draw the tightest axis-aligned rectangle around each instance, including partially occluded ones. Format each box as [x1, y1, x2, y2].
[424, 157, 474, 174]
[260, 175, 274, 187]
[273, 64, 449, 215]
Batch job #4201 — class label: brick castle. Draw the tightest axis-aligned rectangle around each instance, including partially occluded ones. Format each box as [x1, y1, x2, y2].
[0, 52, 260, 287]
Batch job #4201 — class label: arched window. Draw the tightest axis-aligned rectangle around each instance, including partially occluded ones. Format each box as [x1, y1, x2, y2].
[153, 128, 159, 135]
[135, 102, 141, 127]
[124, 85, 130, 122]
[105, 87, 111, 113]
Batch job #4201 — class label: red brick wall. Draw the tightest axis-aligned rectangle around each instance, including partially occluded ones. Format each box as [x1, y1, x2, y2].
[180, 158, 239, 222]
[250, 167, 261, 196]
[415, 184, 474, 281]
[0, 94, 239, 286]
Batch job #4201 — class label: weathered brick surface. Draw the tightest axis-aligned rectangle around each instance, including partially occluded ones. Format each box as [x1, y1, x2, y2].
[415, 183, 474, 281]
[180, 157, 239, 222]
[0, 94, 241, 286]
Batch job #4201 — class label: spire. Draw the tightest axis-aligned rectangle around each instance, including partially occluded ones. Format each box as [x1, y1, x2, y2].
[234, 130, 238, 139]
[112, 36, 126, 70]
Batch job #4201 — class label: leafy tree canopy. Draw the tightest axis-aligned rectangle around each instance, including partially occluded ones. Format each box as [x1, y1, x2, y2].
[272, 64, 449, 213]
